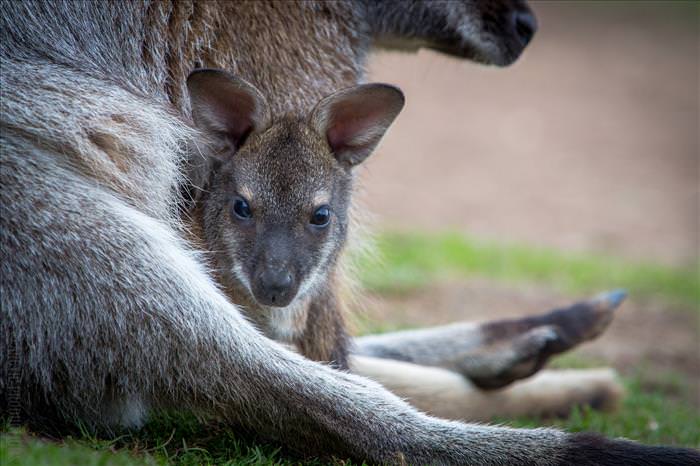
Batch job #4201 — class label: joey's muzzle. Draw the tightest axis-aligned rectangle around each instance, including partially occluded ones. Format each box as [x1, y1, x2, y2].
[252, 266, 297, 307]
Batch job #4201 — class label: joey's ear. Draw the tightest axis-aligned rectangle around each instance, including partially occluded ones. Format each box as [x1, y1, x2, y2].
[187, 69, 270, 151]
[310, 83, 404, 167]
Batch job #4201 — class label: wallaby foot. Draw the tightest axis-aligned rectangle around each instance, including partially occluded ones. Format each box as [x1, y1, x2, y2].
[354, 290, 626, 389]
[470, 290, 626, 389]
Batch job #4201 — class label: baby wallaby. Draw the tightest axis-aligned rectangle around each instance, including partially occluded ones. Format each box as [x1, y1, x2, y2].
[186, 69, 403, 369]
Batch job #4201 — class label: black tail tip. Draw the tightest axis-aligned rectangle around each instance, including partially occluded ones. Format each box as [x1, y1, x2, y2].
[562, 432, 700, 466]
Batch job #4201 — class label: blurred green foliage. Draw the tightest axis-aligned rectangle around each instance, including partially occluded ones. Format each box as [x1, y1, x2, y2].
[356, 232, 699, 310]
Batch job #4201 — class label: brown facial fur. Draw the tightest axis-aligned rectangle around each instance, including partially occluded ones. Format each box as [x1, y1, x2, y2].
[185, 73, 403, 369]
[193, 119, 353, 367]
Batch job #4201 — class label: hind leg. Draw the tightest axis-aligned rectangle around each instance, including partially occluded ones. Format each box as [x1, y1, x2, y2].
[354, 291, 625, 389]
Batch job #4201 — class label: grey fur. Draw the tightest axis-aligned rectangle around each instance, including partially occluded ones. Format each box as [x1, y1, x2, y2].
[2, 1, 697, 464]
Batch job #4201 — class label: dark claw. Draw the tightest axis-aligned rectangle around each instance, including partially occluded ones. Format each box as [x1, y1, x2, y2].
[595, 289, 628, 309]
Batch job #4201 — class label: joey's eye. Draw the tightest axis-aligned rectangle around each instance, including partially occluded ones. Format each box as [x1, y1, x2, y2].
[310, 205, 331, 227]
[232, 197, 252, 220]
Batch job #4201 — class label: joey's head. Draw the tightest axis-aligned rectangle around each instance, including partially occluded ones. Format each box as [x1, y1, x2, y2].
[187, 70, 403, 309]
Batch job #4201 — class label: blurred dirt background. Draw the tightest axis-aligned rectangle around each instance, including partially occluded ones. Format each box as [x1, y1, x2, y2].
[362, 1, 698, 268]
[358, 2, 699, 403]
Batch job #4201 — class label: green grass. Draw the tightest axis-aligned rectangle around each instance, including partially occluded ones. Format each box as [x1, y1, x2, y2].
[504, 375, 700, 448]
[517, 354, 700, 448]
[1, 430, 158, 466]
[356, 231, 699, 309]
[3, 231, 698, 464]
[0, 414, 331, 466]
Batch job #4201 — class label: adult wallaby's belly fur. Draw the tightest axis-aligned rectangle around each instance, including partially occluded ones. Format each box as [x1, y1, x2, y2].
[4, 1, 699, 464]
[1, 0, 367, 426]
[0, 0, 402, 438]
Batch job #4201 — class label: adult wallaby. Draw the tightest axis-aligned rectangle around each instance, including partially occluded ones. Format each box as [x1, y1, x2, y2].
[2, 0, 698, 464]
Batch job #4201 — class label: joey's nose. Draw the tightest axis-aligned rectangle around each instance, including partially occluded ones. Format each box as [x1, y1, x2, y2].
[512, 10, 537, 46]
[254, 268, 295, 307]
